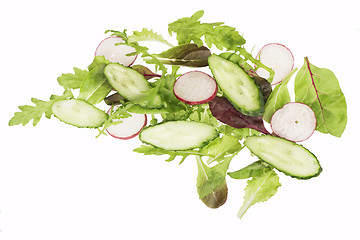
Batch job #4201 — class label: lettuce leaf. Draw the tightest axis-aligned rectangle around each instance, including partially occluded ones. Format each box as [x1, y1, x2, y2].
[209, 96, 270, 135]
[131, 65, 161, 80]
[237, 169, 281, 219]
[295, 58, 347, 137]
[153, 43, 211, 67]
[196, 155, 232, 208]
[77, 56, 113, 105]
[200, 134, 243, 164]
[228, 160, 272, 179]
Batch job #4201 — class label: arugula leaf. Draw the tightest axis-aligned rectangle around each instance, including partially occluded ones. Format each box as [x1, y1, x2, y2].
[106, 29, 168, 75]
[78, 56, 113, 105]
[168, 10, 246, 50]
[128, 28, 173, 47]
[168, 11, 274, 82]
[237, 169, 281, 219]
[263, 68, 298, 122]
[228, 160, 272, 179]
[295, 58, 347, 137]
[57, 67, 88, 90]
[188, 104, 219, 126]
[96, 104, 132, 137]
[133, 145, 209, 163]
[9, 90, 73, 126]
[220, 52, 255, 75]
[216, 124, 261, 142]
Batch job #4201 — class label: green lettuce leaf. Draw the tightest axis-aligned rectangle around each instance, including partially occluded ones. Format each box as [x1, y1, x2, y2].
[188, 104, 219, 127]
[217, 124, 261, 141]
[196, 155, 232, 199]
[228, 160, 272, 179]
[237, 169, 281, 219]
[9, 90, 73, 126]
[263, 68, 297, 122]
[200, 134, 243, 163]
[295, 57, 347, 137]
[78, 56, 113, 105]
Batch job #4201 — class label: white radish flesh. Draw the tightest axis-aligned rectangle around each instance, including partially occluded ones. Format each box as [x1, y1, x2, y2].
[95, 37, 137, 66]
[106, 107, 147, 140]
[271, 102, 316, 142]
[173, 71, 217, 105]
[256, 43, 294, 85]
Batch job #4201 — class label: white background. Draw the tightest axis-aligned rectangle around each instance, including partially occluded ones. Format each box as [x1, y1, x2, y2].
[1, 0, 359, 239]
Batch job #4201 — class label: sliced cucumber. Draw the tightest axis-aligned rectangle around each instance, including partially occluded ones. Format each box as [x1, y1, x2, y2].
[208, 54, 264, 116]
[244, 135, 322, 179]
[139, 121, 219, 151]
[52, 99, 108, 128]
[104, 63, 163, 108]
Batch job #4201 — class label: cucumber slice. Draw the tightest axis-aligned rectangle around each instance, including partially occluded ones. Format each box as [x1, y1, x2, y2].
[104, 63, 162, 108]
[139, 121, 219, 151]
[208, 54, 263, 116]
[244, 135, 322, 179]
[52, 99, 108, 128]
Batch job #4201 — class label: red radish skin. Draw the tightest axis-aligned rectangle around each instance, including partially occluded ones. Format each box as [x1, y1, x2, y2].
[256, 43, 294, 85]
[95, 37, 137, 66]
[173, 71, 217, 105]
[270, 102, 316, 142]
[106, 107, 147, 140]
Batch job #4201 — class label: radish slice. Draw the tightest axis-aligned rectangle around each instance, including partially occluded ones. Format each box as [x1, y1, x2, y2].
[95, 37, 137, 66]
[106, 107, 147, 140]
[173, 71, 217, 105]
[256, 43, 294, 85]
[271, 103, 316, 142]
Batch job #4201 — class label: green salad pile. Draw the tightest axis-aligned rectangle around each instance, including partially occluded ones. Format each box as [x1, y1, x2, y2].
[9, 11, 347, 219]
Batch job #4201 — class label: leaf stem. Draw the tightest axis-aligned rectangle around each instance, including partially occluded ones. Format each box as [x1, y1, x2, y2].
[304, 57, 327, 131]
[238, 47, 275, 83]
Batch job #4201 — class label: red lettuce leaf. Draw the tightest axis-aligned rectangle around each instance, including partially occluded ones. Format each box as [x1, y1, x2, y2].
[131, 65, 162, 80]
[209, 96, 270, 135]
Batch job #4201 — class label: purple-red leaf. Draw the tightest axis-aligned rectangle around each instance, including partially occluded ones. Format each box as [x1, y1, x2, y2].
[131, 65, 162, 80]
[209, 96, 270, 135]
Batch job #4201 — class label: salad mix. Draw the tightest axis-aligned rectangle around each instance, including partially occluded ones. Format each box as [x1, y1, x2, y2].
[9, 11, 347, 219]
